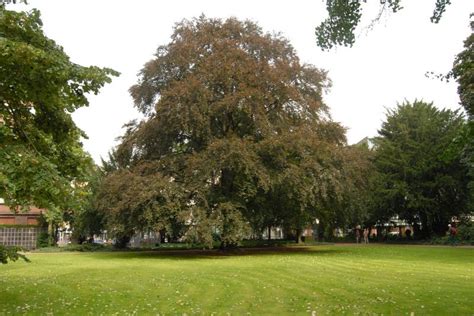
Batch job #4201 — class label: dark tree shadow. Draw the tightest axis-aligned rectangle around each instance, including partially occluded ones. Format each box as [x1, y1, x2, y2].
[88, 246, 347, 261]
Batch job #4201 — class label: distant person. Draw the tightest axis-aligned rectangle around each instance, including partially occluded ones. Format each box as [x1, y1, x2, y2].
[405, 228, 412, 239]
[449, 223, 457, 245]
[450, 223, 457, 236]
[363, 228, 369, 244]
[355, 227, 361, 243]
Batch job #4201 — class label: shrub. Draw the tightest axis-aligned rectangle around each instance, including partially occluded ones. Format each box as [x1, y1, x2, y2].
[457, 223, 474, 241]
[63, 243, 106, 252]
[37, 232, 49, 248]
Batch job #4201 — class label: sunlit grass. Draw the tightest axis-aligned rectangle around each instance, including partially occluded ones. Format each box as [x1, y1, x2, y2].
[0, 245, 472, 315]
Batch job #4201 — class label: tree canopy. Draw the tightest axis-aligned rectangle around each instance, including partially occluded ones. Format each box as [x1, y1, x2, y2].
[449, 17, 474, 211]
[0, 7, 118, 260]
[0, 7, 118, 213]
[98, 16, 364, 247]
[450, 17, 474, 118]
[372, 101, 469, 237]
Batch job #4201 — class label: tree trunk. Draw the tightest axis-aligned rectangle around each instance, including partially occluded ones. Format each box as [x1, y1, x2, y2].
[295, 228, 302, 243]
[413, 221, 421, 239]
[221, 168, 234, 195]
[267, 225, 271, 241]
[419, 213, 431, 239]
[376, 226, 383, 241]
[432, 219, 448, 237]
[47, 221, 55, 247]
[317, 221, 324, 242]
[159, 229, 166, 243]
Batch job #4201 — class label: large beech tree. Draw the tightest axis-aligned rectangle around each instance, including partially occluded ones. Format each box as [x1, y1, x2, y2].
[99, 16, 359, 247]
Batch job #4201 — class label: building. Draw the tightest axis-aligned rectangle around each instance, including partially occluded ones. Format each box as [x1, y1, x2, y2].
[0, 202, 45, 250]
[0, 204, 43, 226]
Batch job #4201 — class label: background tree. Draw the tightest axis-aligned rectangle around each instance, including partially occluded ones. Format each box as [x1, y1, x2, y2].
[0, 7, 118, 260]
[316, 0, 452, 50]
[333, 142, 374, 235]
[372, 101, 468, 238]
[67, 166, 105, 244]
[449, 16, 474, 212]
[98, 16, 352, 247]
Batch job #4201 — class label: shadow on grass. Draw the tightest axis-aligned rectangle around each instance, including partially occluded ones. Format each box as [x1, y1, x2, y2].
[88, 246, 347, 261]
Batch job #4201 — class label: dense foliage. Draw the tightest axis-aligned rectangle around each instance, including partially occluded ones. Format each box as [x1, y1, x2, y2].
[371, 101, 469, 237]
[0, 7, 118, 211]
[98, 17, 366, 247]
[0, 7, 117, 260]
[0, 244, 29, 264]
[450, 17, 474, 210]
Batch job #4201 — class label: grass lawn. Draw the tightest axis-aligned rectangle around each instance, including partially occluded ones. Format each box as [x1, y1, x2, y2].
[0, 245, 472, 315]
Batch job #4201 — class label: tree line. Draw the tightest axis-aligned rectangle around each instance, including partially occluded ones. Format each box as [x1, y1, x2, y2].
[86, 16, 471, 247]
[1, 6, 472, 259]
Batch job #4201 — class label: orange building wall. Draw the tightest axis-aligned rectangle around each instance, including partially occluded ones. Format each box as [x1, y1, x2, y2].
[27, 218, 39, 225]
[0, 217, 15, 225]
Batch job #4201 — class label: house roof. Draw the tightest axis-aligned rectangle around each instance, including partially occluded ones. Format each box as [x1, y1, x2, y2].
[0, 204, 44, 215]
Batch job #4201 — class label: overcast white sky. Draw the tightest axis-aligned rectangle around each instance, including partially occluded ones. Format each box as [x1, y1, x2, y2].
[10, 0, 474, 163]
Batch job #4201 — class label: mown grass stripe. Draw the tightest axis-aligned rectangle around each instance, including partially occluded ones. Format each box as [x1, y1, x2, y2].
[0, 245, 472, 315]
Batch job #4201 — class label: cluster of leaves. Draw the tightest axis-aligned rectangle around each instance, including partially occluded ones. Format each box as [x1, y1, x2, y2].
[457, 222, 474, 241]
[0, 245, 29, 264]
[450, 16, 473, 118]
[98, 17, 367, 247]
[316, 0, 452, 50]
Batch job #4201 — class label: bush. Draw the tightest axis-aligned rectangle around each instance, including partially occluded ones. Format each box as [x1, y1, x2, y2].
[457, 223, 474, 241]
[331, 235, 355, 243]
[241, 239, 293, 247]
[37, 232, 49, 248]
[63, 243, 106, 252]
[113, 236, 131, 249]
[428, 236, 450, 245]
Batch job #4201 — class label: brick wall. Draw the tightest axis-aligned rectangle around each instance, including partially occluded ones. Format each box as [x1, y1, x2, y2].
[0, 227, 43, 250]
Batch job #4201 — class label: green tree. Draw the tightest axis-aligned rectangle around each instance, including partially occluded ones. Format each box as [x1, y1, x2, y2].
[66, 166, 105, 244]
[98, 16, 350, 247]
[449, 17, 474, 211]
[373, 101, 469, 238]
[316, 0, 452, 50]
[450, 17, 474, 118]
[0, 7, 118, 261]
